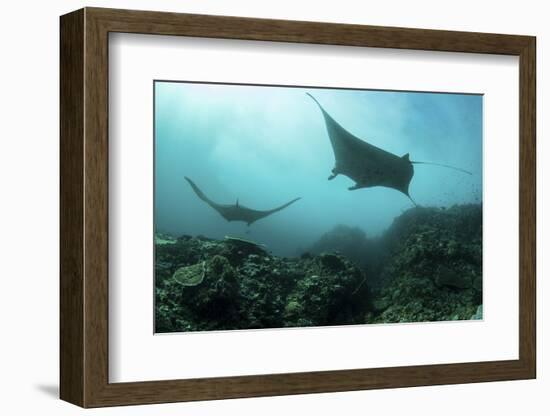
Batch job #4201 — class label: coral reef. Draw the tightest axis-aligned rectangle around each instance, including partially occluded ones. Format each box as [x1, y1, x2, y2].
[155, 204, 482, 332]
[156, 235, 369, 332]
[306, 224, 385, 288]
[372, 204, 482, 323]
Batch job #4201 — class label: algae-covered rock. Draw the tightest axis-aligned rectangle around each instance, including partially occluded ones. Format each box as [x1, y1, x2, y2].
[155, 233, 371, 332]
[155, 232, 178, 245]
[172, 261, 206, 286]
[372, 298, 391, 312]
[156, 252, 241, 332]
[155, 204, 482, 332]
[434, 265, 472, 290]
[224, 235, 266, 248]
[283, 253, 371, 327]
[369, 205, 482, 324]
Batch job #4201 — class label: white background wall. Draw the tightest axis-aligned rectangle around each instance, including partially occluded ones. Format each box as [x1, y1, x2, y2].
[0, 0, 545, 414]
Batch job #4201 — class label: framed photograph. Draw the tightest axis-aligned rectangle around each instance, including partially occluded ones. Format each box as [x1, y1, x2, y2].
[60, 7, 536, 407]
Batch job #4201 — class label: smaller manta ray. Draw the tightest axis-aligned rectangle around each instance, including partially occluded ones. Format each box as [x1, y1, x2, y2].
[306, 93, 471, 205]
[185, 177, 301, 226]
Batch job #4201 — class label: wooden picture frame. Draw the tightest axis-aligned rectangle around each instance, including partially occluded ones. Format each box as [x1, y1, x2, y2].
[60, 7, 536, 408]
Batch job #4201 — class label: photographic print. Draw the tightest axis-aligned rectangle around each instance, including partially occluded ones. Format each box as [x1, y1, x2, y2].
[154, 81, 483, 333]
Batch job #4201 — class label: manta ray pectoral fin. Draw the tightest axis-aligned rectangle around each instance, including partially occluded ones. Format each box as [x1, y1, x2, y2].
[348, 184, 362, 191]
[328, 167, 339, 180]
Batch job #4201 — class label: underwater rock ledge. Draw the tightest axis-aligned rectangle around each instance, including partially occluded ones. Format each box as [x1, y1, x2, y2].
[155, 203, 482, 332]
[155, 234, 370, 332]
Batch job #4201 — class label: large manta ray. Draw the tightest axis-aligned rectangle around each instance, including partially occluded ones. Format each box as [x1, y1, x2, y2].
[307, 93, 471, 204]
[185, 177, 301, 226]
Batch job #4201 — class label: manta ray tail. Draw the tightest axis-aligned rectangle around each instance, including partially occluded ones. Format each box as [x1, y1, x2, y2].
[411, 161, 472, 175]
[407, 194, 418, 207]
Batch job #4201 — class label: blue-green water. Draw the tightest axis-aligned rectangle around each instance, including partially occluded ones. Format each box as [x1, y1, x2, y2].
[154, 81, 482, 257]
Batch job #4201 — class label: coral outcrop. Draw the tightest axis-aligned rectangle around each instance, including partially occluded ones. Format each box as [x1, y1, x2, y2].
[155, 235, 369, 332]
[371, 205, 482, 323]
[155, 204, 482, 332]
